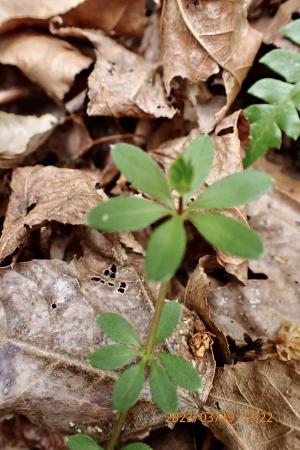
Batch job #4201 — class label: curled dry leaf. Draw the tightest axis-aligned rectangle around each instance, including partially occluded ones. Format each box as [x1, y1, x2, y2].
[52, 26, 175, 119]
[207, 189, 300, 342]
[161, 0, 261, 131]
[253, 0, 300, 51]
[204, 359, 300, 450]
[0, 32, 92, 102]
[27, 114, 94, 163]
[0, 166, 104, 262]
[276, 322, 300, 362]
[161, 0, 219, 93]
[60, 0, 147, 36]
[0, 246, 215, 439]
[0, 111, 57, 168]
[0, 0, 146, 36]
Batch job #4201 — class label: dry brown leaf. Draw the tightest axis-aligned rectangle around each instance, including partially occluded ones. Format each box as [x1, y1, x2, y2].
[86, 31, 175, 119]
[0, 247, 215, 440]
[161, 0, 219, 94]
[161, 0, 261, 131]
[185, 262, 230, 362]
[0, 0, 82, 32]
[27, 115, 94, 163]
[0, 0, 146, 36]
[254, 0, 300, 51]
[276, 322, 300, 362]
[60, 0, 147, 37]
[207, 188, 300, 342]
[204, 359, 300, 450]
[0, 112, 58, 168]
[0, 32, 92, 102]
[51, 25, 175, 119]
[255, 155, 300, 204]
[0, 166, 104, 262]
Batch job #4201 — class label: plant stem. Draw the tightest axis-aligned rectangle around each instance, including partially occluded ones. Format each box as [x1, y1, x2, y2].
[106, 281, 169, 449]
[144, 281, 169, 357]
[107, 411, 128, 450]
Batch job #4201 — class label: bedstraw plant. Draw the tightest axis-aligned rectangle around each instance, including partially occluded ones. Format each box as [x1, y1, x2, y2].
[244, 19, 300, 167]
[67, 135, 272, 450]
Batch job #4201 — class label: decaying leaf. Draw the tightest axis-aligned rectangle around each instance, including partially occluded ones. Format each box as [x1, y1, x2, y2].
[0, 111, 58, 168]
[275, 322, 300, 362]
[0, 245, 215, 440]
[0, 32, 92, 102]
[204, 359, 300, 450]
[206, 189, 300, 342]
[51, 25, 175, 119]
[161, 0, 261, 130]
[0, 166, 104, 262]
[189, 331, 214, 359]
[161, 0, 219, 94]
[254, 0, 300, 51]
[28, 114, 94, 163]
[86, 31, 175, 119]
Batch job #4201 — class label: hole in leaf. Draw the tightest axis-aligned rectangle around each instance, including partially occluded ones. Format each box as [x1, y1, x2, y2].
[110, 264, 117, 273]
[26, 202, 37, 214]
[117, 288, 125, 294]
[248, 269, 268, 280]
[51, 303, 57, 309]
[104, 269, 110, 276]
[91, 276, 101, 281]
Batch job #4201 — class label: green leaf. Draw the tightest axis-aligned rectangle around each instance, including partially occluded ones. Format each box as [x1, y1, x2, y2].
[122, 444, 152, 450]
[87, 197, 171, 232]
[157, 353, 201, 391]
[98, 313, 141, 346]
[145, 216, 186, 282]
[89, 345, 140, 370]
[169, 156, 193, 194]
[189, 213, 263, 259]
[248, 78, 293, 104]
[183, 135, 214, 197]
[260, 49, 300, 83]
[150, 361, 178, 413]
[282, 19, 300, 45]
[243, 105, 282, 167]
[111, 143, 172, 206]
[191, 170, 273, 209]
[154, 301, 181, 345]
[276, 100, 300, 139]
[112, 361, 145, 411]
[67, 435, 103, 450]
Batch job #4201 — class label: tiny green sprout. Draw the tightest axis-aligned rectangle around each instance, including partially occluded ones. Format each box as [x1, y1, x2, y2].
[244, 19, 300, 166]
[88, 137, 273, 282]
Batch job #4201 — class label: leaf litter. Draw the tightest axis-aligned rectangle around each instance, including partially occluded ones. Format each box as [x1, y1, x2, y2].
[0, 0, 299, 449]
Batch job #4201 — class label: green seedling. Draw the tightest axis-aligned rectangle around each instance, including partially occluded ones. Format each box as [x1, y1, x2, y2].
[244, 19, 300, 167]
[68, 136, 272, 450]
